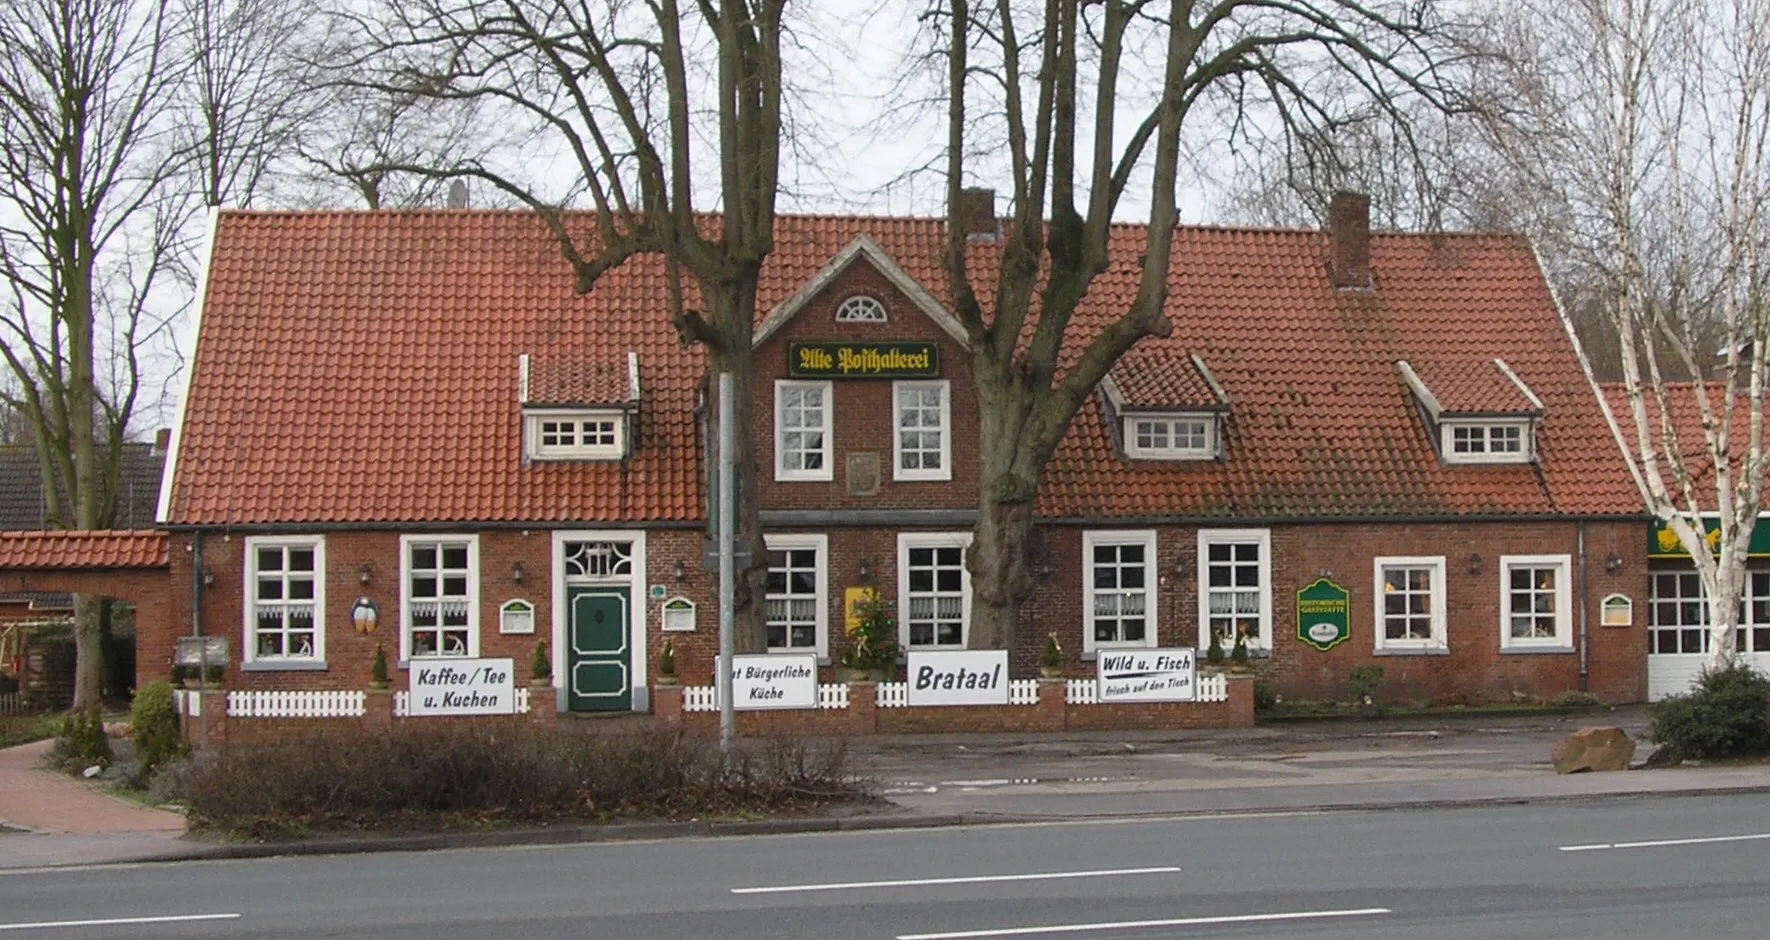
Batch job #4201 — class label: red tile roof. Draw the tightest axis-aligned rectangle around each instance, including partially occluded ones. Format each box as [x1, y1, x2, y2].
[1412, 359, 1541, 415]
[0, 531, 168, 569]
[526, 357, 633, 406]
[1109, 351, 1226, 411]
[164, 211, 1642, 525]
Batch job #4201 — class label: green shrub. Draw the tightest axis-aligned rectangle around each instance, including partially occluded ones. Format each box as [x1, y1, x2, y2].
[1550, 690, 1603, 708]
[1652, 663, 1770, 761]
[1347, 663, 1386, 703]
[51, 707, 112, 770]
[1252, 679, 1277, 711]
[163, 724, 873, 838]
[371, 644, 390, 688]
[130, 680, 187, 778]
[531, 641, 551, 683]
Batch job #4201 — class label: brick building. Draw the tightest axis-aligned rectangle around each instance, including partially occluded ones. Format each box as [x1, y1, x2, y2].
[151, 195, 1651, 716]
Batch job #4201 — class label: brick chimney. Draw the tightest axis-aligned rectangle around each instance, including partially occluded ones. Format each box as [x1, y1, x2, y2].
[1329, 191, 1371, 290]
[153, 427, 171, 454]
[955, 187, 999, 243]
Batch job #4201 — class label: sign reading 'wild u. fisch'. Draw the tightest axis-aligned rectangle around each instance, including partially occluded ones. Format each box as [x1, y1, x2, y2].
[788, 342, 940, 379]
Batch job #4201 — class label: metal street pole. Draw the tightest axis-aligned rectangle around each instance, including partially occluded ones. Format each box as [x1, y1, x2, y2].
[717, 372, 736, 749]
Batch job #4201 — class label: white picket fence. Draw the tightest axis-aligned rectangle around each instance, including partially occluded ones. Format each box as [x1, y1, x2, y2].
[391, 686, 530, 717]
[227, 690, 365, 718]
[681, 683, 849, 712]
[172, 689, 201, 716]
[1066, 672, 1228, 705]
[0, 692, 28, 716]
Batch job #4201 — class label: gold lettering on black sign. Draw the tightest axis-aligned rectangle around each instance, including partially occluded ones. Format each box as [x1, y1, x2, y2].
[788, 342, 941, 379]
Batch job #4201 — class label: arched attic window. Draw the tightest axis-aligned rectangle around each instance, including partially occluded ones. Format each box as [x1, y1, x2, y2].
[835, 295, 888, 323]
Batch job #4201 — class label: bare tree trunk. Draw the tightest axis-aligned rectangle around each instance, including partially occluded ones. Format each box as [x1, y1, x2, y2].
[706, 277, 770, 655]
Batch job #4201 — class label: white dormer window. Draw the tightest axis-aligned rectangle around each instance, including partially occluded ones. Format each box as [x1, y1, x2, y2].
[1442, 421, 1529, 464]
[835, 295, 888, 323]
[525, 411, 626, 460]
[1124, 415, 1215, 460]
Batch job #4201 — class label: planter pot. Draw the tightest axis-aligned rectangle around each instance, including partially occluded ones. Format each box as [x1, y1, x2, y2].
[368, 681, 390, 692]
[654, 675, 679, 687]
[1040, 666, 1064, 680]
[841, 667, 877, 684]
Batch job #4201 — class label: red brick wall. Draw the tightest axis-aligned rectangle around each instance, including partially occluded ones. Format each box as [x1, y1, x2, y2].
[158, 517, 1649, 709]
[752, 258, 978, 512]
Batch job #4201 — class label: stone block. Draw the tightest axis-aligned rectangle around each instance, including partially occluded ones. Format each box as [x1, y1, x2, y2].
[1552, 725, 1636, 774]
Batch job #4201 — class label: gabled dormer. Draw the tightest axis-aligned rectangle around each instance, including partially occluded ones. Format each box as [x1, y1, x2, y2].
[1101, 351, 1231, 461]
[518, 352, 640, 462]
[1398, 358, 1544, 465]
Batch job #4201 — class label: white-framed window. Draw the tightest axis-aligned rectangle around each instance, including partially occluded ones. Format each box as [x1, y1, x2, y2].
[244, 536, 325, 664]
[402, 535, 479, 659]
[1499, 554, 1573, 650]
[899, 532, 972, 649]
[764, 534, 828, 657]
[524, 411, 625, 460]
[1443, 421, 1529, 464]
[893, 380, 951, 481]
[1649, 570, 1770, 656]
[835, 295, 888, 323]
[775, 380, 833, 481]
[1125, 415, 1215, 460]
[1198, 529, 1271, 650]
[1084, 531, 1157, 651]
[1373, 556, 1447, 653]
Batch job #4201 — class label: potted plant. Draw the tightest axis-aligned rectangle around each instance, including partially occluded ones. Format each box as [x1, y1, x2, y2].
[655, 639, 679, 687]
[1230, 627, 1251, 673]
[1040, 632, 1064, 680]
[530, 640, 552, 689]
[1205, 628, 1225, 670]
[841, 596, 899, 682]
[170, 664, 189, 689]
[369, 643, 390, 691]
[203, 663, 226, 687]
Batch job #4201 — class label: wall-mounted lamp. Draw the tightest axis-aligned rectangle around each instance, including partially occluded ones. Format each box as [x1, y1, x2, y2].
[673, 560, 688, 583]
[857, 557, 873, 582]
[1172, 559, 1188, 579]
[1033, 552, 1058, 578]
[358, 563, 373, 586]
[1467, 553, 1484, 576]
[1319, 568, 1334, 581]
[1606, 551, 1624, 575]
[511, 560, 525, 584]
[201, 567, 215, 588]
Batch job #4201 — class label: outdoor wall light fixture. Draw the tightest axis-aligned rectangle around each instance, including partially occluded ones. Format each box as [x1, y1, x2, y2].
[201, 567, 216, 588]
[1172, 559, 1188, 579]
[1606, 552, 1624, 574]
[511, 560, 525, 584]
[1467, 553, 1484, 576]
[673, 560, 688, 583]
[357, 563, 373, 586]
[856, 557, 873, 581]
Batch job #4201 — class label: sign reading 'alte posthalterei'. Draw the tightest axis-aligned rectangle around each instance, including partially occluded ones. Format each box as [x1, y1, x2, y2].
[788, 342, 941, 379]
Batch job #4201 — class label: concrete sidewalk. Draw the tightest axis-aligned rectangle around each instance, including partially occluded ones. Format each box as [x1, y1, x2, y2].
[3, 707, 1769, 870]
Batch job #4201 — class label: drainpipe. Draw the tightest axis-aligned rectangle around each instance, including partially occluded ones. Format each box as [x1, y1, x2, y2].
[191, 532, 208, 748]
[1577, 522, 1590, 692]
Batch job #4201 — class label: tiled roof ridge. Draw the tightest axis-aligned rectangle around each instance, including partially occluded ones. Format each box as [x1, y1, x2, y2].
[213, 207, 1531, 243]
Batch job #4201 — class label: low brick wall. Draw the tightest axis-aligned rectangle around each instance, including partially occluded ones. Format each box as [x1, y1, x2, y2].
[657, 675, 1254, 735]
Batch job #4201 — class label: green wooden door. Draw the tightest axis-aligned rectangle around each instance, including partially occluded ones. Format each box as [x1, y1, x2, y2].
[568, 587, 631, 711]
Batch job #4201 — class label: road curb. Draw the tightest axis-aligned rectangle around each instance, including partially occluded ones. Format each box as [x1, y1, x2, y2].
[18, 783, 1770, 869]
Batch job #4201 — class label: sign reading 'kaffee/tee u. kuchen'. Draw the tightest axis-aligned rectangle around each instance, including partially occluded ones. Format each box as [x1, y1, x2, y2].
[787, 342, 940, 379]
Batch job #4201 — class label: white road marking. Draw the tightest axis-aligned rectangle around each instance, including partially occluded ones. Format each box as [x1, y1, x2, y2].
[1560, 832, 1770, 852]
[732, 865, 1181, 894]
[0, 913, 241, 932]
[896, 906, 1393, 939]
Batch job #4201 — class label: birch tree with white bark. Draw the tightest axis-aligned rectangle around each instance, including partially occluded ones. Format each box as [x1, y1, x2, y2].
[1512, 0, 1770, 668]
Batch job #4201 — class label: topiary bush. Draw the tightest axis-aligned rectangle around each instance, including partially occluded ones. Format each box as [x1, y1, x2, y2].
[130, 680, 187, 779]
[1652, 663, 1770, 761]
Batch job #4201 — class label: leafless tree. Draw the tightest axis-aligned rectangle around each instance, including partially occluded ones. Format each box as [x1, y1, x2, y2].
[1508, 0, 1770, 669]
[351, 0, 791, 651]
[0, 0, 190, 709]
[928, 0, 1475, 651]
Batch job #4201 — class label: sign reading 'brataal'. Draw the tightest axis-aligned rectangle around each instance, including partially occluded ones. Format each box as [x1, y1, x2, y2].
[788, 342, 941, 379]
[907, 650, 1009, 706]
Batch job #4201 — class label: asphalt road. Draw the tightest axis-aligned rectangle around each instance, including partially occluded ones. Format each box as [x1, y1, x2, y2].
[4, 794, 1770, 939]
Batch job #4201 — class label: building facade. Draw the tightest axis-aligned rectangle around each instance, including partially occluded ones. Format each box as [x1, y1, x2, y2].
[151, 197, 1651, 716]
